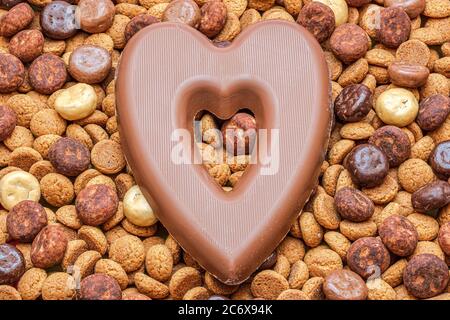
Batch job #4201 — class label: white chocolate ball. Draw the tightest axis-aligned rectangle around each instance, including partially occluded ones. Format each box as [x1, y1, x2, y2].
[0, 171, 41, 210]
[123, 185, 157, 227]
[375, 88, 419, 127]
[54, 83, 97, 121]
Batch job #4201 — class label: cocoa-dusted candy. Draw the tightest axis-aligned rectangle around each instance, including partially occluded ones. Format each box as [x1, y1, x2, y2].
[345, 144, 389, 188]
[221, 113, 257, 156]
[368, 125, 411, 167]
[330, 23, 369, 64]
[0, 244, 25, 285]
[48, 137, 90, 177]
[80, 274, 122, 300]
[378, 214, 418, 256]
[403, 254, 449, 299]
[75, 184, 119, 226]
[0, 3, 34, 37]
[8, 30, 45, 63]
[416, 94, 450, 132]
[40, 1, 77, 40]
[438, 222, 450, 256]
[124, 14, 159, 43]
[346, 0, 371, 7]
[28, 53, 67, 95]
[199, 0, 227, 38]
[0, 105, 17, 141]
[297, 2, 335, 44]
[384, 0, 425, 19]
[31, 225, 68, 269]
[323, 269, 368, 300]
[334, 187, 374, 222]
[77, 0, 116, 34]
[376, 7, 411, 48]
[68, 45, 112, 84]
[6, 200, 47, 242]
[347, 237, 390, 279]
[334, 84, 372, 122]
[411, 180, 450, 213]
[0, 53, 25, 93]
[429, 141, 450, 179]
[162, 0, 201, 28]
[387, 61, 429, 88]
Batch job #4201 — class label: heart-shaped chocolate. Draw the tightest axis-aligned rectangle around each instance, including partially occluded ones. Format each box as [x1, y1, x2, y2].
[116, 21, 331, 285]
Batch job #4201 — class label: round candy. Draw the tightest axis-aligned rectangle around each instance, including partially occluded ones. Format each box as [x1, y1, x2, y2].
[68, 45, 112, 84]
[0, 53, 25, 93]
[40, 1, 78, 40]
[6, 200, 48, 242]
[368, 125, 411, 167]
[429, 141, 450, 179]
[0, 244, 25, 285]
[374, 88, 419, 127]
[0, 105, 17, 141]
[77, 0, 115, 34]
[163, 0, 201, 28]
[48, 137, 91, 177]
[323, 269, 368, 300]
[54, 83, 97, 121]
[334, 84, 372, 122]
[80, 274, 122, 300]
[123, 185, 157, 227]
[378, 214, 418, 256]
[0, 171, 41, 211]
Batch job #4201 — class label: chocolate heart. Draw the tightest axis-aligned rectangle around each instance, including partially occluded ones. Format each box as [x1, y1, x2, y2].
[116, 21, 332, 285]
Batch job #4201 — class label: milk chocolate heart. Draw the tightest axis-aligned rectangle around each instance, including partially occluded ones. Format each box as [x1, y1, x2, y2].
[116, 21, 331, 285]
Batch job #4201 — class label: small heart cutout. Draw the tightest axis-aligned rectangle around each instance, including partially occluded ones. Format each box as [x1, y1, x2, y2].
[116, 21, 332, 284]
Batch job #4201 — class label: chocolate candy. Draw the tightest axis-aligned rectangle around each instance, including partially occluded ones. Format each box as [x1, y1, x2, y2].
[297, 2, 335, 44]
[0, 53, 25, 93]
[347, 237, 390, 279]
[334, 187, 374, 222]
[345, 144, 389, 188]
[80, 274, 122, 300]
[116, 22, 332, 284]
[28, 53, 67, 95]
[378, 214, 418, 256]
[6, 200, 47, 242]
[0, 3, 34, 37]
[416, 94, 450, 132]
[403, 254, 449, 299]
[199, 0, 227, 38]
[334, 84, 372, 123]
[438, 222, 450, 256]
[387, 61, 429, 88]
[429, 141, 450, 179]
[376, 7, 411, 48]
[221, 113, 257, 156]
[162, 0, 201, 28]
[0, 105, 17, 141]
[48, 137, 90, 177]
[323, 269, 368, 300]
[384, 0, 425, 19]
[124, 14, 158, 43]
[411, 180, 450, 213]
[77, 0, 115, 34]
[368, 125, 411, 167]
[68, 45, 112, 84]
[31, 225, 68, 269]
[330, 23, 369, 64]
[75, 184, 119, 226]
[40, 1, 77, 40]
[0, 244, 25, 285]
[8, 29, 45, 63]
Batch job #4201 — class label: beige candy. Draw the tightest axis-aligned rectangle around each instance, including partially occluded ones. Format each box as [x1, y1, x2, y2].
[315, 0, 348, 26]
[375, 88, 419, 127]
[123, 185, 157, 227]
[0, 171, 40, 210]
[55, 83, 97, 121]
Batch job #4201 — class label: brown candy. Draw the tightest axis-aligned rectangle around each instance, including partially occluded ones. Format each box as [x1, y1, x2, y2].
[0, 3, 34, 37]
[347, 237, 390, 279]
[378, 214, 418, 256]
[384, 0, 425, 19]
[368, 125, 411, 167]
[430, 141, 450, 179]
[75, 184, 119, 226]
[221, 113, 257, 156]
[334, 187, 374, 222]
[31, 225, 68, 269]
[411, 180, 450, 213]
[68, 45, 112, 84]
[28, 54, 67, 95]
[0, 0, 23, 8]
[403, 254, 449, 299]
[78, 0, 116, 34]
[80, 274, 122, 300]
[0, 53, 25, 93]
[330, 23, 369, 64]
[438, 222, 450, 256]
[0, 244, 25, 285]
[0, 105, 17, 141]
[6, 200, 47, 242]
[376, 7, 411, 48]
[345, 0, 371, 7]
[345, 144, 389, 188]
[323, 269, 368, 300]
[199, 0, 227, 38]
[48, 137, 91, 177]
[387, 61, 429, 88]
[297, 2, 335, 44]
[334, 84, 372, 123]
[124, 14, 159, 43]
[40, 1, 77, 40]
[8, 30, 45, 63]
[416, 94, 450, 132]
[162, 0, 201, 28]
